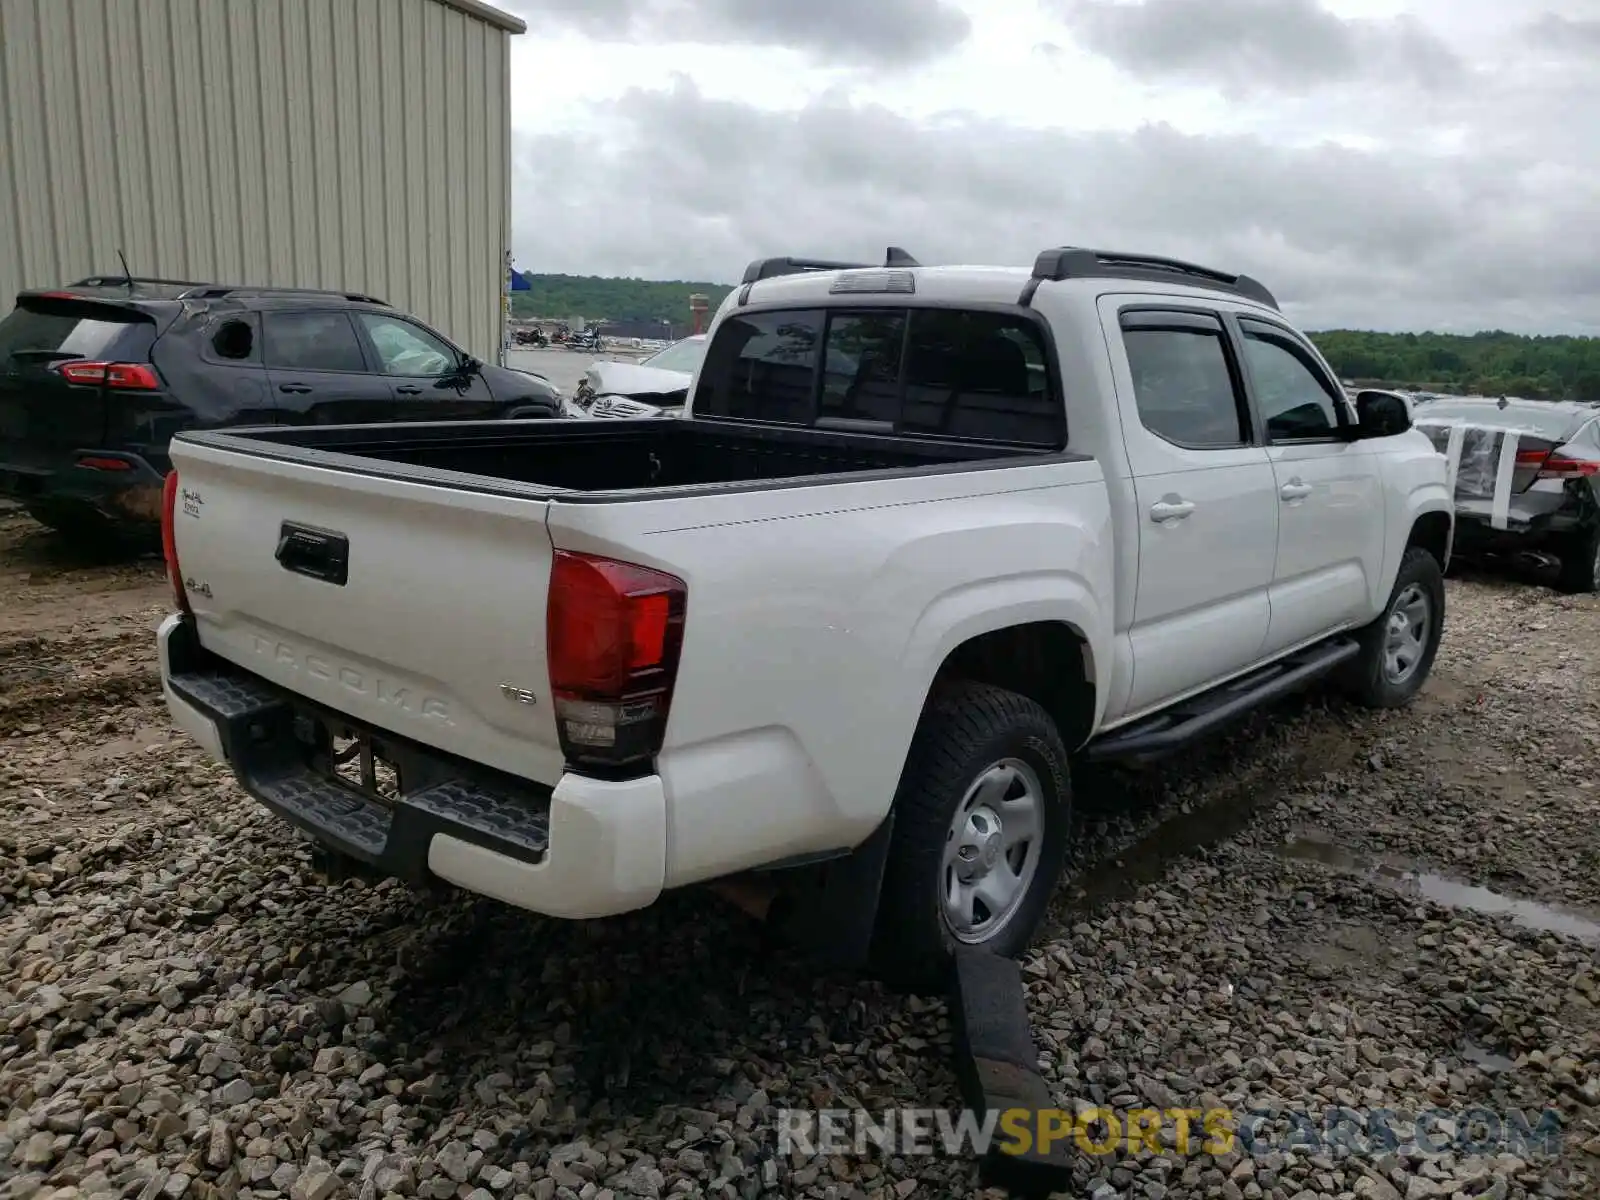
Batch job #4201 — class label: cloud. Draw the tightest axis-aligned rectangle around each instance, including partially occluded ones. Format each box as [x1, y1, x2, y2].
[499, 0, 971, 67]
[1526, 12, 1600, 56]
[510, 79, 1600, 334]
[1048, 0, 1464, 96]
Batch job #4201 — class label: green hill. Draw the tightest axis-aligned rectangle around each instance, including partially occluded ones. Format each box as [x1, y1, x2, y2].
[508, 274, 1600, 400]
[509, 273, 733, 327]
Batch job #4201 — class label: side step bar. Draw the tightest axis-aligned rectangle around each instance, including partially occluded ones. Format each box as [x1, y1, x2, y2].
[1086, 636, 1361, 762]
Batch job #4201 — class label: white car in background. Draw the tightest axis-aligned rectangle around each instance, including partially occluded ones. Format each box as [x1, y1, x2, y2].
[567, 335, 707, 418]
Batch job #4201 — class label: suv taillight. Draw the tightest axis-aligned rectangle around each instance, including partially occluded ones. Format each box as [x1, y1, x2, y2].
[160, 471, 191, 614]
[57, 360, 160, 389]
[547, 550, 686, 771]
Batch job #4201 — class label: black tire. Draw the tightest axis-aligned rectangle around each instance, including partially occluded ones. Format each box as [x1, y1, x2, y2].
[870, 681, 1072, 994]
[1339, 546, 1446, 708]
[1556, 526, 1600, 595]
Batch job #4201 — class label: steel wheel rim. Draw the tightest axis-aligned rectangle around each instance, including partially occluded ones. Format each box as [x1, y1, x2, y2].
[1383, 583, 1431, 683]
[941, 757, 1046, 944]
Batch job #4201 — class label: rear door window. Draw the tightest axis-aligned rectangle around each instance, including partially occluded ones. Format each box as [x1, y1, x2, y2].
[262, 311, 368, 373]
[693, 305, 1062, 446]
[1120, 313, 1249, 449]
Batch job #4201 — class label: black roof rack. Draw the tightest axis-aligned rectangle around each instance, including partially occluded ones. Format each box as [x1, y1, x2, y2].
[177, 284, 389, 305]
[1022, 246, 1278, 309]
[71, 274, 211, 290]
[741, 256, 872, 284]
[738, 247, 924, 303]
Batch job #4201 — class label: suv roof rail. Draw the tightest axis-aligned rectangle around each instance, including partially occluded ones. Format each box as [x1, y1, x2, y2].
[176, 284, 390, 305]
[737, 247, 924, 304]
[1022, 246, 1279, 310]
[70, 274, 210, 289]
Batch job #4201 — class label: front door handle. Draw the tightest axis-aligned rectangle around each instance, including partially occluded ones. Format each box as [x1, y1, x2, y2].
[1149, 499, 1196, 523]
[395, 385, 422, 395]
[278, 383, 311, 394]
[1280, 479, 1313, 501]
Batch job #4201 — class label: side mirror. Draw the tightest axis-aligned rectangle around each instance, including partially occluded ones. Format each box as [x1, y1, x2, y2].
[1352, 389, 1412, 439]
[458, 354, 482, 376]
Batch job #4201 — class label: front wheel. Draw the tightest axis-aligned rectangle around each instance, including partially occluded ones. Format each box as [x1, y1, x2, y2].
[1339, 546, 1446, 708]
[870, 682, 1072, 993]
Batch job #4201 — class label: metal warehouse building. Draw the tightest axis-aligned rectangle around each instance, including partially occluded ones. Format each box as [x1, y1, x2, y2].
[0, 0, 523, 360]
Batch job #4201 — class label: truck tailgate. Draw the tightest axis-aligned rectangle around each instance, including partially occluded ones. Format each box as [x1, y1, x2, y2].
[168, 437, 565, 786]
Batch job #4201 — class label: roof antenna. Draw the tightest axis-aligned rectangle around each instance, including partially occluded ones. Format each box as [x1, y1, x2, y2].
[116, 248, 133, 290]
[885, 246, 921, 268]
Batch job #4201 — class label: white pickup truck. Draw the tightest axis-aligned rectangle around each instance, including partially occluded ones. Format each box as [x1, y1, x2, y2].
[156, 246, 1452, 989]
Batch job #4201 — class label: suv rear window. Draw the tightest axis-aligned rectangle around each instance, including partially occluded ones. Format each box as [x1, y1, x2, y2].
[0, 302, 149, 363]
[693, 306, 1062, 447]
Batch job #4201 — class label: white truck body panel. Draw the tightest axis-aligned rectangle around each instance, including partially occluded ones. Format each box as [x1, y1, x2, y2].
[159, 257, 1452, 929]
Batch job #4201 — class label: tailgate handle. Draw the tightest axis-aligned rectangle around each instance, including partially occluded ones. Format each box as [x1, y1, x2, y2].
[275, 522, 349, 586]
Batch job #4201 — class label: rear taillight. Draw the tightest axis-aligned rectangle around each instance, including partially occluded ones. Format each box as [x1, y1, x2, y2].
[57, 360, 159, 389]
[1516, 447, 1600, 479]
[75, 456, 134, 471]
[547, 550, 686, 771]
[160, 471, 190, 614]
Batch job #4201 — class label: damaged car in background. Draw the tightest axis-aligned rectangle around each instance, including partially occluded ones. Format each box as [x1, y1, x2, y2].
[0, 276, 560, 546]
[1413, 396, 1600, 593]
[565, 334, 706, 418]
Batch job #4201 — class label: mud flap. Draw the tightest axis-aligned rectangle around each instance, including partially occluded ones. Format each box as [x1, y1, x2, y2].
[948, 947, 1074, 1197]
[771, 812, 894, 970]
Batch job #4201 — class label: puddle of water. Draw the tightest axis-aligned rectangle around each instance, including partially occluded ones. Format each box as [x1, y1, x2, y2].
[1065, 778, 1281, 911]
[1281, 837, 1600, 947]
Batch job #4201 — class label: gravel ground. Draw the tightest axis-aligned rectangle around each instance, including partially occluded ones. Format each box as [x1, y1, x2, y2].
[2, 506, 1598, 1200]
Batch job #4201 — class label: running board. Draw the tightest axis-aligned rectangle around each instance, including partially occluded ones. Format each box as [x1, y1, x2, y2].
[1085, 637, 1361, 762]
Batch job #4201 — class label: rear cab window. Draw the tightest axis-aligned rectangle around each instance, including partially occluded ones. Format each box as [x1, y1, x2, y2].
[692, 305, 1063, 448]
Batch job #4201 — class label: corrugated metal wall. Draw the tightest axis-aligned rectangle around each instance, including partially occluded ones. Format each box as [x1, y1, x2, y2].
[0, 0, 515, 360]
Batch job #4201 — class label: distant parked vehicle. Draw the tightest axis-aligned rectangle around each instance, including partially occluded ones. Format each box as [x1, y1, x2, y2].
[567, 334, 707, 418]
[1412, 396, 1600, 593]
[0, 276, 561, 544]
[566, 327, 604, 353]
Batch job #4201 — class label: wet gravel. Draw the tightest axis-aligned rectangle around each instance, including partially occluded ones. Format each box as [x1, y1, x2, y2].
[2, 507, 1598, 1200]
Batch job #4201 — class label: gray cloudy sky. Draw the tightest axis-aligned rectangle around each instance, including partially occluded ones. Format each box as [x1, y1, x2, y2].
[500, 0, 1600, 333]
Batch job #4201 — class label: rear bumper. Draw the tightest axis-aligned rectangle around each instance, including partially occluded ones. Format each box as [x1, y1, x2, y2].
[0, 450, 165, 526]
[156, 613, 666, 919]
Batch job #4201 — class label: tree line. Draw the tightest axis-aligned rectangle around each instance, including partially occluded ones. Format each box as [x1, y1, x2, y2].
[509, 274, 1600, 401]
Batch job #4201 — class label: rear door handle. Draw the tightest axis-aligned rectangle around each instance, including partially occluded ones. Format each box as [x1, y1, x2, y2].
[395, 385, 422, 395]
[1149, 499, 1196, 523]
[278, 383, 311, 394]
[1280, 480, 1313, 501]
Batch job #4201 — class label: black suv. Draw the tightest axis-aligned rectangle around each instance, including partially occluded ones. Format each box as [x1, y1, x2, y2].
[0, 276, 560, 543]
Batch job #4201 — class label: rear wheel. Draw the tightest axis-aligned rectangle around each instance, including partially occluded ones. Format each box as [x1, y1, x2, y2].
[1339, 546, 1445, 708]
[870, 682, 1071, 993]
[1556, 527, 1600, 595]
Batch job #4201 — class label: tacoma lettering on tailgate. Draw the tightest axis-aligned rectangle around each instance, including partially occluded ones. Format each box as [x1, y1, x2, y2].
[249, 635, 454, 724]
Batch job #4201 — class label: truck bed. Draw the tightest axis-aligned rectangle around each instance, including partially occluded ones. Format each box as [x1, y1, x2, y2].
[183, 416, 1045, 499]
